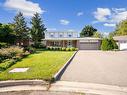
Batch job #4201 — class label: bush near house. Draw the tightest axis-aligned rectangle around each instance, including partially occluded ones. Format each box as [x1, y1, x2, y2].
[101, 38, 118, 51]
[46, 46, 78, 51]
[0, 46, 30, 71]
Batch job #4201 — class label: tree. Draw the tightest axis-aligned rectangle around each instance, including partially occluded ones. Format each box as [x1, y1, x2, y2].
[13, 12, 29, 46]
[31, 13, 46, 45]
[0, 24, 16, 44]
[110, 19, 127, 36]
[101, 38, 118, 51]
[101, 38, 110, 51]
[110, 38, 118, 49]
[93, 32, 103, 38]
[80, 25, 97, 37]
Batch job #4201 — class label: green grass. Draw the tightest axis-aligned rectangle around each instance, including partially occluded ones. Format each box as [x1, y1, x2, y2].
[0, 50, 74, 81]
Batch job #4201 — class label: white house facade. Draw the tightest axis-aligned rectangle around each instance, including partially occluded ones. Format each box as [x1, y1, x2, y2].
[44, 31, 101, 50]
[113, 36, 127, 50]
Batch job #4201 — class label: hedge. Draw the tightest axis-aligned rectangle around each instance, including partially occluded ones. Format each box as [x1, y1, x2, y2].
[46, 46, 78, 51]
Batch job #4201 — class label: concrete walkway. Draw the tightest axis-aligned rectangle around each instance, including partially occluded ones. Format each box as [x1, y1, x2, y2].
[60, 50, 127, 87]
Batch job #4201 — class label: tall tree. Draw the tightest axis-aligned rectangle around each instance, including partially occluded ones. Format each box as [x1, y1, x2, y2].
[80, 25, 97, 37]
[31, 13, 46, 45]
[93, 32, 103, 38]
[0, 24, 16, 44]
[13, 12, 29, 46]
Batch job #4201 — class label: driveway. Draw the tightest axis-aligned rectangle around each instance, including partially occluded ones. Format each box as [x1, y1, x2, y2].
[60, 50, 127, 87]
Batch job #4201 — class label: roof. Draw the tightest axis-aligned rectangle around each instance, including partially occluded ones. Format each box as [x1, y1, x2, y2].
[113, 36, 127, 41]
[44, 37, 101, 41]
[45, 31, 78, 33]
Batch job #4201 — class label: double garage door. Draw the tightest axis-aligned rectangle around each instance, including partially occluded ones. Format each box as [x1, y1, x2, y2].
[79, 42, 100, 50]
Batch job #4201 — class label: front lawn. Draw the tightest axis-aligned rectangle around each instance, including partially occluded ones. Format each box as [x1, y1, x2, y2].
[0, 50, 74, 81]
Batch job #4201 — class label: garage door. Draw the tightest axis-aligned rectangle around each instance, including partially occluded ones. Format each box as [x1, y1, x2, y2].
[79, 42, 99, 50]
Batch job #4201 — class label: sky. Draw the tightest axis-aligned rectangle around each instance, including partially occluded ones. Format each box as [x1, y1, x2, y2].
[0, 0, 127, 35]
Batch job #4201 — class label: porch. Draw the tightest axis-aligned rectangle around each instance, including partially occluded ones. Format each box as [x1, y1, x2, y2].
[46, 40, 78, 48]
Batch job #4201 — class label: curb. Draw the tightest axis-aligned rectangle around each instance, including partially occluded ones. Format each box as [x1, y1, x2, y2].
[53, 51, 78, 81]
[0, 80, 49, 92]
[0, 80, 49, 87]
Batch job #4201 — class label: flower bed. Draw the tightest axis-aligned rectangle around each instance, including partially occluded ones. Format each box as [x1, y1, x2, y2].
[46, 46, 78, 51]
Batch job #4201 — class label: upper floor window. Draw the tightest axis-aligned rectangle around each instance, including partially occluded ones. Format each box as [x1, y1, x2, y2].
[50, 33, 54, 37]
[68, 34, 72, 37]
[59, 34, 63, 37]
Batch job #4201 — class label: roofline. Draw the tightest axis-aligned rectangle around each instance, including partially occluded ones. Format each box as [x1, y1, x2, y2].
[45, 31, 78, 33]
[43, 37, 101, 41]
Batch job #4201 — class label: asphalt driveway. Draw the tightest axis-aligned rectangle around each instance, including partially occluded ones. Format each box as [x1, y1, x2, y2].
[60, 50, 127, 87]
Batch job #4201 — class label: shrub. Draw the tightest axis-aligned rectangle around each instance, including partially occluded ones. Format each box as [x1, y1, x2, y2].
[0, 59, 16, 71]
[75, 48, 78, 51]
[70, 47, 75, 51]
[101, 38, 118, 51]
[53, 47, 56, 50]
[0, 42, 7, 48]
[32, 42, 46, 48]
[61, 47, 66, 51]
[66, 48, 70, 51]
[24, 46, 36, 54]
[101, 38, 110, 51]
[110, 38, 118, 49]
[0, 46, 24, 62]
[58, 47, 62, 51]
[46, 46, 50, 50]
[49, 46, 53, 50]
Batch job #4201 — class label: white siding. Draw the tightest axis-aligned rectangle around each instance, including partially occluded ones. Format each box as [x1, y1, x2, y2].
[119, 41, 127, 50]
[45, 32, 78, 38]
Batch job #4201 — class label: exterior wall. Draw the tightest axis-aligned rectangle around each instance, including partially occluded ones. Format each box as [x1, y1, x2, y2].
[45, 32, 79, 38]
[119, 41, 127, 50]
[46, 40, 77, 48]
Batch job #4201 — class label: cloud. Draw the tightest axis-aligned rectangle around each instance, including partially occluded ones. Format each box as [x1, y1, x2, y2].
[93, 8, 111, 22]
[93, 8, 127, 27]
[4, 0, 44, 16]
[103, 23, 116, 27]
[103, 32, 109, 37]
[47, 28, 57, 31]
[77, 12, 84, 16]
[68, 29, 75, 32]
[60, 19, 70, 25]
[111, 11, 127, 23]
[112, 8, 126, 13]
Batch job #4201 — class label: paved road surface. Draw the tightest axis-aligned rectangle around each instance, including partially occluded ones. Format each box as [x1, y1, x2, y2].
[61, 50, 127, 87]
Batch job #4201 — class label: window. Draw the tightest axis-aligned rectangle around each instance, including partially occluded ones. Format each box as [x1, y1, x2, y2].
[51, 35, 54, 37]
[60, 34, 63, 37]
[50, 33, 54, 37]
[68, 34, 72, 37]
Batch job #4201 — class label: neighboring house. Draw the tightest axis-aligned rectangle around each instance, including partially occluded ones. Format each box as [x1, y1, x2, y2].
[113, 36, 127, 50]
[44, 31, 101, 50]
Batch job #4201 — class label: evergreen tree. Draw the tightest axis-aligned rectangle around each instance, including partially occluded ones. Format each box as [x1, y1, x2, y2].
[30, 13, 46, 45]
[13, 12, 29, 43]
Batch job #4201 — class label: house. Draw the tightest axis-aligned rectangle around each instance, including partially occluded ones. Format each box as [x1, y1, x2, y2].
[113, 36, 127, 50]
[44, 31, 101, 50]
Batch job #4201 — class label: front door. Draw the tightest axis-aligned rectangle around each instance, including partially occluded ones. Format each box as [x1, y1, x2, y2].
[67, 40, 72, 47]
